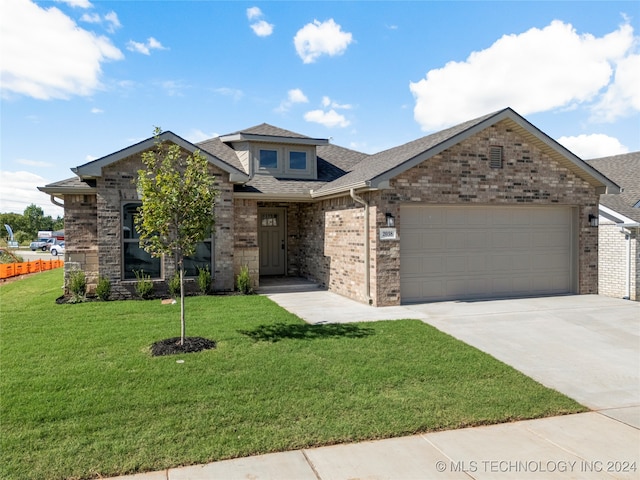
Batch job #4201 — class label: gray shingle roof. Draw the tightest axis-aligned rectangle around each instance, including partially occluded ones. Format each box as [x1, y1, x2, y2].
[230, 123, 312, 139]
[314, 110, 501, 195]
[587, 152, 640, 222]
[195, 136, 246, 173]
[234, 143, 369, 197]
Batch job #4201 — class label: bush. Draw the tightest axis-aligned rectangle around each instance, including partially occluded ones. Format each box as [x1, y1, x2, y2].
[167, 272, 180, 298]
[197, 265, 212, 295]
[96, 276, 111, 301]
[68, 270, 86, 303]
[134, 270, 154, 299]
[236, 265, 253, 295]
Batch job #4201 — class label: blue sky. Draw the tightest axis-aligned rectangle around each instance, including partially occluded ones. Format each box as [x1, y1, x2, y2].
[1, 0, 639, 217]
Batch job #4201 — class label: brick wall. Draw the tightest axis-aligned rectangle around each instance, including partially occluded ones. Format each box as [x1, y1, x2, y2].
[292, 121, 600, 306]
[63, 150, 236, 299]
[233, 199, 259, 289]
[63, 193, 98, 294]
[370, 120, 600, 305]
[599, 221, 639, 300]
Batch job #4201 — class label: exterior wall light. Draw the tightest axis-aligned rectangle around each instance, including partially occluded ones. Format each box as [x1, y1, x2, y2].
[386, 213, 395, 227]
[589, 214, 599, 227]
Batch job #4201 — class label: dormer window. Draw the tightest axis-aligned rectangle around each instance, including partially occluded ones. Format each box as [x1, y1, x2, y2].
[289, 151, 307, 170]
[259, 149, 278, 169]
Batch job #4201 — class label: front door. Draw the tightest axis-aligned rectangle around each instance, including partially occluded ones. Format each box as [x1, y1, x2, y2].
[258, 208, 286, 276]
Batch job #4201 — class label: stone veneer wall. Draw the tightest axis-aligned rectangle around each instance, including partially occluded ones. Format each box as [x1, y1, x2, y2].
[63, 193, 98, 294]
[598, 220, 639, 301]
[94, 151, 235, 299]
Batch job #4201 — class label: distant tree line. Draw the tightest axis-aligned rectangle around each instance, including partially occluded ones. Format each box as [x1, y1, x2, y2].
[0, 204, 64, 245]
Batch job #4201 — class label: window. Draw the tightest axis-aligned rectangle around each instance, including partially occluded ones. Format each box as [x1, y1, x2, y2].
[259, 149, 278, 169]
[289, 151, 307, 170]
[184, 226, 214, 277]
[261, 213, 278, 227]
[490, 146, 503, 169]
[122, 203, 161, 280]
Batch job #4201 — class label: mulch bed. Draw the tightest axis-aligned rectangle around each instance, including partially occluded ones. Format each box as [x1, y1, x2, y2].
[150, 337, 216, 356]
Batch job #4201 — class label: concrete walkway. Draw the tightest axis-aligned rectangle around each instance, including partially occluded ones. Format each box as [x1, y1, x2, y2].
[112, 294, 640, 480]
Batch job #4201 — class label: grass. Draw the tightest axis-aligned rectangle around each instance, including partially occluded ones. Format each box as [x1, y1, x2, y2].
[0, 270, 586, 480]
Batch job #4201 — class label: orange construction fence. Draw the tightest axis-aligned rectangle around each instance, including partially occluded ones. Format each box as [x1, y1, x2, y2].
[0, 259, 64, 280]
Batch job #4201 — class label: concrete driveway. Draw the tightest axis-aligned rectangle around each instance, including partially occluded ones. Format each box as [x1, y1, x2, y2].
[266, 292, 640, 425]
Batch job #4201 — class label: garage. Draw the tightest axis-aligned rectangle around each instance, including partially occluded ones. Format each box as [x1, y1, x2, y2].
[400, 205, 576, 303]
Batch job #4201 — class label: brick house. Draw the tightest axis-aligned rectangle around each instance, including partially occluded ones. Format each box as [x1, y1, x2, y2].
[39, 108, 619, 305]
[587, 152, 639, 301]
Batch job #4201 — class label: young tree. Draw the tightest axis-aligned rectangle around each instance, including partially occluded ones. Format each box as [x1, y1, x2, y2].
[135, 128, 217, 345]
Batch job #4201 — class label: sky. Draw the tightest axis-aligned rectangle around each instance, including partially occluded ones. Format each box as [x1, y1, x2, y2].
[1, 0, 639, 218]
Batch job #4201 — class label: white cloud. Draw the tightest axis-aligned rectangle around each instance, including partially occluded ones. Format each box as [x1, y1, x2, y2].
[158, 80, 188, 97]
[246, 7, 262, 21]
[410, 20, 639, 131]
[185, 129, 220, 143]
[90, 107, 103, 114]
[276, 88, 309, 112]
[304, 109, 350, 128]
[590, 52, 640, 122]
[251, 20, 274, 37]
[81, 10, 121, 33]
[247, 7, 273, 37]
[214, 87, 244, 101]
[80, 12, 100, 23]
[55, 0, 92, 8]
[556, 134, 629, 159]
[1, 0, 123, 100]
[322, 96, 352, 109]
[126, 37, 166, 55]
[294, 19, 353, 64]
[0, 171, 64, 218]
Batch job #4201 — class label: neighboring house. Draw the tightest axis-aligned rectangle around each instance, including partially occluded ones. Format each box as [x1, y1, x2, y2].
[587, 152, 640, 301]
[39, 107, 619, 305]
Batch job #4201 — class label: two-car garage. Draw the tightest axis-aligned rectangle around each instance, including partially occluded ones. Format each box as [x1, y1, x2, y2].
[400, 205, 577, 303]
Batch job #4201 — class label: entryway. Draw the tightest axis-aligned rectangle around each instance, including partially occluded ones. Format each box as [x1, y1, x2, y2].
[258, 208, 286, 276]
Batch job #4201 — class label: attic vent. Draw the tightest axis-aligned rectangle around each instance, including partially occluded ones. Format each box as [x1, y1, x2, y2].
[634, 200, 640, 208]
[490, 146, 503, 169]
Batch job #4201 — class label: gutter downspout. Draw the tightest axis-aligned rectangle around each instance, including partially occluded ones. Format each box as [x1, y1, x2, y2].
[619, 223, 640, 300]
[50, 195, 64, 209]
[350, 188, 373, 305]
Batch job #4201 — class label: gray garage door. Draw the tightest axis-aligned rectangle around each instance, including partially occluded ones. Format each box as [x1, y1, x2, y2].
[400, 205, 575, 303]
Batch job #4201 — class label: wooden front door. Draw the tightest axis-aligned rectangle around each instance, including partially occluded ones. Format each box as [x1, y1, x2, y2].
[258, 208, 286, 276]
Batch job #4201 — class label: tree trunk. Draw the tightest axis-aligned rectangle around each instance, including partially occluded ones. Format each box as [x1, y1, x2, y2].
[180, 263, 185, 346]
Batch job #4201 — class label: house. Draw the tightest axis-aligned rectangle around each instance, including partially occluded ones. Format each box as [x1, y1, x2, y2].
[587, 152, 640, 301]
[39, 107, 619, 305]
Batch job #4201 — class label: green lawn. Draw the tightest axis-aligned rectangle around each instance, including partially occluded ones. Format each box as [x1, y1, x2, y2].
[0, 270, 586, 480]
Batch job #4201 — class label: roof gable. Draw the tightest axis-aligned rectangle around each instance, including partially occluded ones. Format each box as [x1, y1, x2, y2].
[72, 131, 249, 182]
[313, 108, 620, 197]
[219, 123, 329, 146]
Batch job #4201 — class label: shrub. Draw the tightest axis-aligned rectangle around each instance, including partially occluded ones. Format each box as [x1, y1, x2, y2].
[167, 272, 181, 298]
[96, 276, 111, 301]
[134, 270, 154, 299]
[236, 265, 253, 295]
[68, 270, 87, 303]
[197, 265, 212, 295]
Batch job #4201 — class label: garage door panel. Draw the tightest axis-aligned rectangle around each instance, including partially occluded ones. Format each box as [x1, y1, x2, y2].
[400, 206, 574, 303]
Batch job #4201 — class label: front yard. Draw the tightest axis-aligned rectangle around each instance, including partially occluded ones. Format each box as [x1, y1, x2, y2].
[0, 270, 586, 480]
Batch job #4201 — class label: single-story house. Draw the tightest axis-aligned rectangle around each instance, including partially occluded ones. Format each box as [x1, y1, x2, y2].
[39, 107, 620, 305]
[587, 152, 639, 301]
